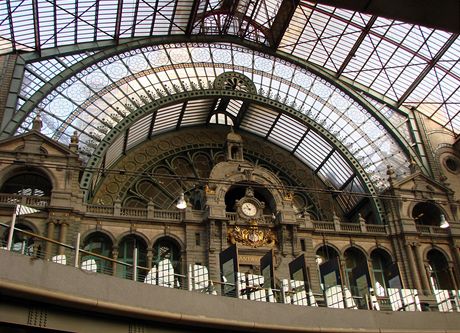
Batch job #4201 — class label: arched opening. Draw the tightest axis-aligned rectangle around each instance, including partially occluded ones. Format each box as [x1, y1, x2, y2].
[427, 249, 453, 290]
[370, 249, 401, 296]
[2, 223, 36, 255]
[83, 232, 113, 274]
[117, 234, 148, 281]
[1, 172, 52, 197]
[224, 183, 275, 214]
[152, 237, 182, 274]
[344, 247, 370, 306]
[316, 245, 341, 290]
[412, 202, 442, 226]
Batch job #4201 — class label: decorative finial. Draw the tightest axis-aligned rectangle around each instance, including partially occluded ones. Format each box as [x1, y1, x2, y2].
[387, 165, 395, 186]
[70, 131, 79, 144]
[69, 131, 79, 152]
[32, 114, 42, 132]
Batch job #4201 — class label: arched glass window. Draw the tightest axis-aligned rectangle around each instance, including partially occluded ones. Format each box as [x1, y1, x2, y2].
[152, 237, 181, 274]
[1, 173, 52, 196]
[316, 245, 340, 289]
[370, 249, 401, 296]
[83, 232, 113, 274]
[117, 234, 148, 281]
[427, 249, 453, 290]
[344, 247, 370, 307]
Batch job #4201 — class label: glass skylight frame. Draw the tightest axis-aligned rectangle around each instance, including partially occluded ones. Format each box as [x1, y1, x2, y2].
[8, 42, 413, 198]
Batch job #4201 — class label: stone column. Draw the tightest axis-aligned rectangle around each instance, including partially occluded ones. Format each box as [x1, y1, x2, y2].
[292, 225, 299, 256]
[405, 242, 422, 291]
[44, 220, 56, 260]
[448, 264, 459, 290]
[58, 222, 68, 255]
[413, 242, 431, 294]
[451, 244, 460, 288]
[146, 248, 153, 270]
[112, 246, 118, 276]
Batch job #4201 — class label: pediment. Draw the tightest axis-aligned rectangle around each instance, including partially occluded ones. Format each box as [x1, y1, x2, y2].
[0, 130, 77, 158]
[393, 171, 452, 195]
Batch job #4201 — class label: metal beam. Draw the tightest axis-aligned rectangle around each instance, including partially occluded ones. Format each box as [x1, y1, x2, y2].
[234, 101, 249, 129]
[176, 101, 188, 130]
[312, 0, 460, 34]
[270, 0, 300, 48]
[336, 15, 377, 78]
[32, 0, 41, 54]
[397, 33, 459, 107]
[132, 0, 141, 38]
[6, 0, 17, 52]
[185, 0, 201, 35]
[114, 0, 124, 43]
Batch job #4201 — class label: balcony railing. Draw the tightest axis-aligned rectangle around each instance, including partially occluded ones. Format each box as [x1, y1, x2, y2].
[311, 221, 388, 234]
[0, 193, 450, 236]
[3, 222, 459, 313]
[416, 225, 450, 235]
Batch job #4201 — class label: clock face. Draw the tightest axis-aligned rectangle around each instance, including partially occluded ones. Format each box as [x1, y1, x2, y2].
[241, 202, 257, 217]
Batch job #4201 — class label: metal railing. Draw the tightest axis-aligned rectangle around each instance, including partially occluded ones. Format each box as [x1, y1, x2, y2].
[2, 222, 460, 313]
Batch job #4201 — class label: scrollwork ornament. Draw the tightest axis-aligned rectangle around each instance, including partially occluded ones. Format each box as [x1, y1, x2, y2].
[227, 225, 276, 248]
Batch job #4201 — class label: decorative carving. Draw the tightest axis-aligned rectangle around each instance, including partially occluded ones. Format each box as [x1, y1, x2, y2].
[213, 72, 257, 94]
[205, 184, 216, 194]
[227, 221, 276, 248]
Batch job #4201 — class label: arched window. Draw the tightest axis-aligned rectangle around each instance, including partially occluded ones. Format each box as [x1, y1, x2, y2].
[370, 249, 401, 296]
[427, 249, 453, 290]
[83, 232, 113, 274]
[344, 247, 370, 307]
[152, 237, 181, 274]
[117, 234, 148, 281]
[412, 202, 442, 226]
[316, 245, 340, 289]
[1, 172, 52, 197]
[2, 224, 36, 255]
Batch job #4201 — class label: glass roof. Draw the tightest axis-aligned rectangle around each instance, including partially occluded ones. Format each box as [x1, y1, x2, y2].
[1, 1, 458, 132]
[10, 42, 410, 195]
[1, 0, 457, 217]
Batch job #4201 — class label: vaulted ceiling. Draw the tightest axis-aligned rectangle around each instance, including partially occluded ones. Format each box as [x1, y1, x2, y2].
[0, 0, 458, 221]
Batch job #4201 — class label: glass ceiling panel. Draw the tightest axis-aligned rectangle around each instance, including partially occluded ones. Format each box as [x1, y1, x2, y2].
[241, 104, 278, 137]
[294, 130, 332, 171]
[181, 99, 213, 126]
[2, 0, 459, 136]
[106, 132, 126, 168]
[319, 151, 353, 188]
[268, 114, 306, 151]
[278, 2, 460, 134]
[11, 42, 411, 193]
[126, 113, 152, 150]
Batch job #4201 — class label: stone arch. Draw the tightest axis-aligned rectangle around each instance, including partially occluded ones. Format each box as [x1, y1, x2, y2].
[0, 164, 56, 196]
[151, 233, 185, 252]
[341, 244, 370, 261]
[369, 245, 394, 262]
[315, 243, 341, 261]
[410, 200, 445, 226]
[423, 245, 452, 263]
[115, 230, 150, 248]
[81, 228, 116, 247]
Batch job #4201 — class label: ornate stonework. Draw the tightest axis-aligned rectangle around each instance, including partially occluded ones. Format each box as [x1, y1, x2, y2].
[91, 127, 326, 218]
[228, 223, 277, 248]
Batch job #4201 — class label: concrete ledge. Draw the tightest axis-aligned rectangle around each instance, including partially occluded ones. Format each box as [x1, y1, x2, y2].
[1, 249, 460, 333]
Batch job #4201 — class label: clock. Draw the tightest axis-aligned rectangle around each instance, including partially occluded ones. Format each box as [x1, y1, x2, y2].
[241, 202, 257, 217]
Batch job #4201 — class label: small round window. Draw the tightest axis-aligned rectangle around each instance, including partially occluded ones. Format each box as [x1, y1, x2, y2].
[445, 156, 459, 174]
